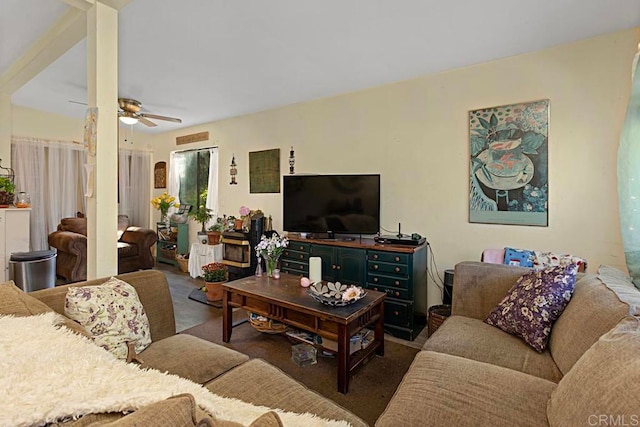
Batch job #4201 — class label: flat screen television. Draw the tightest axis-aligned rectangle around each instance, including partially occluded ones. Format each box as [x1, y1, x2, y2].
[283, 174, 380, 236]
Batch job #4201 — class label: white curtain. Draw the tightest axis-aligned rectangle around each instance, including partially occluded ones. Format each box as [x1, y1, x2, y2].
[618, 44, 640, 289]
[12, 138, 86, 251]
[206, 147, 219, 216]
[119, 149, 151, 226]
[168, 150, 184, 210]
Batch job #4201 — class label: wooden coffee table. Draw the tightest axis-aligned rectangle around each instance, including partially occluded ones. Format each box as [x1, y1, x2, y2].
[222, 273, 386, 393]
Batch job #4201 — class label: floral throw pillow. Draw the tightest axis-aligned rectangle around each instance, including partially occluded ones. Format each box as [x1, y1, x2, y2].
[485, 264, 578, 352]
[64, 277, 151, 360]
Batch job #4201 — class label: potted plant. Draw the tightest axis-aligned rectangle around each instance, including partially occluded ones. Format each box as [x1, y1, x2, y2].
[188, 206, 213, 244]
[201, 262, 228, 301]
[0, 177, 16, 207]
[207, 217, 225, 245]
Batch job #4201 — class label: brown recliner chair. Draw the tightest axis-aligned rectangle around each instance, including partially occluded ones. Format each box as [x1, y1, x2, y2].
[48, 215, 157, 282]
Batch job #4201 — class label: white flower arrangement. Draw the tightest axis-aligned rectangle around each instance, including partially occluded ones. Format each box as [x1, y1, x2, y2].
[255, 234, 289, 259]
[341, 285, 363, 302]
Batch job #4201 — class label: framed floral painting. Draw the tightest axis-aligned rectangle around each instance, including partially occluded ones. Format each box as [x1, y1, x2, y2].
[469, 99, 549, 226]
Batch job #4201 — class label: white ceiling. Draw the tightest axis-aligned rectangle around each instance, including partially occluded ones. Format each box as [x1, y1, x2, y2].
[3, 0, 640, 134]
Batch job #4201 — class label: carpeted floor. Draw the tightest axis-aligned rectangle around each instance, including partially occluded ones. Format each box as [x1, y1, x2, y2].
[182, 312, 418, 426]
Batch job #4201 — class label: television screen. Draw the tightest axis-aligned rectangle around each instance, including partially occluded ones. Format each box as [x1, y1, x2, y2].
[283, 174, 380, 235]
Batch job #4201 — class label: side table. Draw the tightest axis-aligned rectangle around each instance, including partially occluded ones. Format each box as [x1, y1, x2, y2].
[188, 243, 223, 278]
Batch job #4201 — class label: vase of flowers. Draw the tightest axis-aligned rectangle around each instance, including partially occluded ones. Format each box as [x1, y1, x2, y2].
[255, 233, 289, 278]
[201, 262, 228, 302]
[151, 192, 179, 224]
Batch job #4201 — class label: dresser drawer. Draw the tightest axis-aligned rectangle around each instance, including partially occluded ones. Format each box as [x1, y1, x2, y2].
[282, 249, 310, 262]
[384, 299, 412, 327]
[366, 283, 409, 300]
[288, 242, 311, 253]
[368, 251, 409, 265]
[281, 260, 309, 274]
[367, 274, 409, 289]
[368, 261, 408, 276]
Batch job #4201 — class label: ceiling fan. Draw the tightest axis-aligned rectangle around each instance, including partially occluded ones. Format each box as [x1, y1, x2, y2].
[117, 98, 182, 127]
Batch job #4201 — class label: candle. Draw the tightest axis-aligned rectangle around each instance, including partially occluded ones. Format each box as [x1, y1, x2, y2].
[309, 257, 322, 283]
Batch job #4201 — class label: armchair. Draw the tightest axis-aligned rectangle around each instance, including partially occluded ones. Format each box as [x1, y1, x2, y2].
[48, 215, 157, 282]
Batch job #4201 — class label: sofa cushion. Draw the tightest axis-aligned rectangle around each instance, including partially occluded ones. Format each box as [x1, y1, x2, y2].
[548, 270, 636, 375]
[58, 394, 214, 426]
[206, 359, 367, 427]
[424, 315, 562, 382]
[376, 351, 556, 427]
[58, 217, 87, 235]
[139, 334, 249, 384]
[485, 264, 578, 352]
[547, 316, 640, 427]
[0, 280, 54, 316]
[64, 277, 152, 359]
[503, 247, 534, 267]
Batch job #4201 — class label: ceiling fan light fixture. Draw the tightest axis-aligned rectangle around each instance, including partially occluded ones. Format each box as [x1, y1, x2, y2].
[119, 115, 139, 125]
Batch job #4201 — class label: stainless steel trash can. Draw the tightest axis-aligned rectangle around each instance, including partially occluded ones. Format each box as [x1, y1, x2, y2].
[9, 249, 57, 292]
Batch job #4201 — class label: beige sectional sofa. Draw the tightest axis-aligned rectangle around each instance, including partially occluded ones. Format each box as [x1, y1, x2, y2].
[22, 270, 367, 427]
[377, 261, 640, 427]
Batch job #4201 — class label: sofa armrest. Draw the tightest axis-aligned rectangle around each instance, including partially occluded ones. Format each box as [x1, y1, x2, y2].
[120, 226, 158, 249]
[48, 230, 87, 256]
[452, 261, 529, 320]
[31, 270, 176, 341]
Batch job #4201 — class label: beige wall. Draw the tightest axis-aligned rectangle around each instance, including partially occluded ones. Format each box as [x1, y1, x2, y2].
[151, 28, 639, 308]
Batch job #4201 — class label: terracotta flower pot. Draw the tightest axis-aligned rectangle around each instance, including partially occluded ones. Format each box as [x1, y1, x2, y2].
[204, 281, 225, 302]
[207, 231, 221, 245]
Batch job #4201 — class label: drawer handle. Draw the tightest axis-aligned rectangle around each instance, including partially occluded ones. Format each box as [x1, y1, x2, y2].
[299, 254, 304, 259]
[284, 262, 289, 267]
[394, 256, 400, 262]
[373, 254, 379, 260]
[394, 267, 400, 272]
[394, 291, 400, 297]
[373, 287, 378, 291]
[373, 265, 379, 270]
[394, 280, 400, 286]
[299, 265, 304, 270]
[373, 277, 378, 283]
[284, 251, 289, 256]
[336, 265, 341, 270]
[332, 264, 336, 270]
[299, 246, 304, 251]
[393, 311, 399, 316]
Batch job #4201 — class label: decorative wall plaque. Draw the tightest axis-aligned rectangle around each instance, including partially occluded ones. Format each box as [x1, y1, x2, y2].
[176, 131, 209, 145]
[154, 161, 167, 188]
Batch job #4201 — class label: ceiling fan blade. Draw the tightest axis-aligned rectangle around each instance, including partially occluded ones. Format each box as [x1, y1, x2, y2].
[139, 113, 182, 123]
[139, 117, 157, 127]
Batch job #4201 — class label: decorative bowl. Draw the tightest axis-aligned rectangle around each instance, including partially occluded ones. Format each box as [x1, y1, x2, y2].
[307, 281, 367, 307]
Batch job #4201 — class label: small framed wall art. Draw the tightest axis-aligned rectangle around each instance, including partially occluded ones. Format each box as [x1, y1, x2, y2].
[249, 148, 280, 193]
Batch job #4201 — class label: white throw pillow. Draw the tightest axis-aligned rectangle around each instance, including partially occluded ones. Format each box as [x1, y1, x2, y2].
[64, 277, 151, 359]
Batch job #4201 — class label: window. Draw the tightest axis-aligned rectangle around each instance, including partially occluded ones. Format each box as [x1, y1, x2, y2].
[169, 148, 218, 215]
[177, 149, 210, 207]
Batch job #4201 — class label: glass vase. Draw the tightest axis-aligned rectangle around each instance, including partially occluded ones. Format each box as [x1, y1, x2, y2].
[266, 255, 280, 278]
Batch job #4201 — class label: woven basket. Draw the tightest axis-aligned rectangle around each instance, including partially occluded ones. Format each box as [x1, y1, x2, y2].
[159, 247, 176, 260]
[176, 258, 189, 273]
[248, 312, 287, 334]
[428, 304, 451, 337]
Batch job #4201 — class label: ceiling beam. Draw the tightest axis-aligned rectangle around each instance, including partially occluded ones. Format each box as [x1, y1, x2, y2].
[0, 8, 86, 94]
[60, 0, 131, 11]
[60, 0, 94, 11]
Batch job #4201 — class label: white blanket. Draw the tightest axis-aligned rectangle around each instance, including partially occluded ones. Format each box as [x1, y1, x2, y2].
[0, 313, 350, 427]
